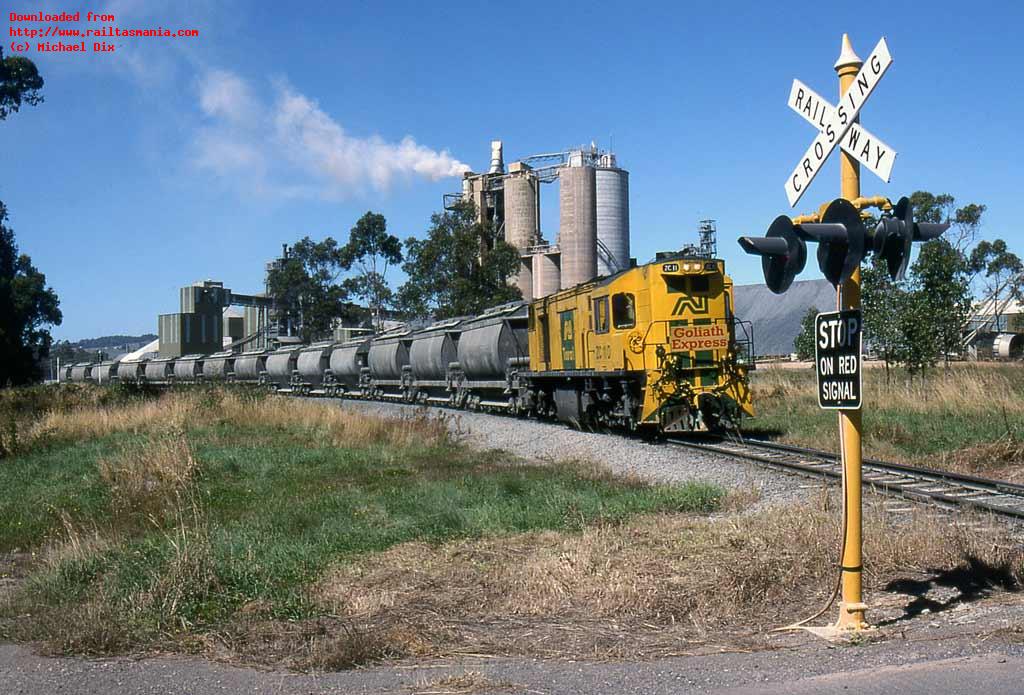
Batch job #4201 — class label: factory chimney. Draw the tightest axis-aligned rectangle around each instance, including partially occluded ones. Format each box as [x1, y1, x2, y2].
[489, 140, 504, 174]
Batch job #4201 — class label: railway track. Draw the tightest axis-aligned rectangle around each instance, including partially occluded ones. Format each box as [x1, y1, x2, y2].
[668, 436, 1024, 521]
[314, 393, 1024, 524]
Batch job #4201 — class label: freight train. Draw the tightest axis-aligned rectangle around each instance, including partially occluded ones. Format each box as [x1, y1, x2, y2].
[64, 253, 755, 433]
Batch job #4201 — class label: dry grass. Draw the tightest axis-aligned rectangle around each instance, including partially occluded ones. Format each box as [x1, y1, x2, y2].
[409, 671, 516, 694]
[750, 364, 1024, 478]
[209, 393, 451, 449]
[17, 393, 202, 452]
[283, 499, 1023, 662]
[756, 364, 1024, 416]
[938, 437, 1024, 484]
[15, 483, 219, 654]
[6, 388, 450, 456]
[99, 430, 200, 522]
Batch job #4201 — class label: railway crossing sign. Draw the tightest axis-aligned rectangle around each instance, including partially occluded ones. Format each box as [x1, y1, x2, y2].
[787, 79, 896, 184]
[815, 309, 862, 410]
[784, 37, 893, 207]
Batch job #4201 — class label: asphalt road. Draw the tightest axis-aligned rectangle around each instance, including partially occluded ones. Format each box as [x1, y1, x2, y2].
[4, 636, 1024, 694]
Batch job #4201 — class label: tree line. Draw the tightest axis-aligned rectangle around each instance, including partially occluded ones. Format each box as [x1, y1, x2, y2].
[0, 47, 60, 385]
[266, 201, 521, 342]
[794, 191, 1023, 375]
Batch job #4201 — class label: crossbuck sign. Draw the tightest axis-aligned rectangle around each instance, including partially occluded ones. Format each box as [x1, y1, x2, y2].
[784, 38, 894, 207]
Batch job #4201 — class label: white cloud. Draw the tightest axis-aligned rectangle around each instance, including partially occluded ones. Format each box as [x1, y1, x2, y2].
[193, 130, 262, 174]
[198, 69, 257, 124]
[192, 69, 469, 199]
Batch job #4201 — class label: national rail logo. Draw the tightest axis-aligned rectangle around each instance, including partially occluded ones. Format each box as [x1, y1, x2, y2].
[671, 295, 709, 316]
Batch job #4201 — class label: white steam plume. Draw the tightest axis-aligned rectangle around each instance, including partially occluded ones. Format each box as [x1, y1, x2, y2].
[274, 87, 469, 191]
[194, 69, 469, 198]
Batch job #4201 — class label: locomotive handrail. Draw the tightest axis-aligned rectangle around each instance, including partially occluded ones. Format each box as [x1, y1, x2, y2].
[581, 328, 595, 365]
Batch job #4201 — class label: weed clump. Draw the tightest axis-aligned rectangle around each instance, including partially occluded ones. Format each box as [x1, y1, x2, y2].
[99, 431, 199, 524]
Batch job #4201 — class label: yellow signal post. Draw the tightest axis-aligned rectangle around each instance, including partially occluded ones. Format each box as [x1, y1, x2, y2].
[834, 34, 868, 631]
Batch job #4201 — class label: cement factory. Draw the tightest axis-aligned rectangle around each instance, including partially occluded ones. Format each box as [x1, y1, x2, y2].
[452, 140, 634, 301]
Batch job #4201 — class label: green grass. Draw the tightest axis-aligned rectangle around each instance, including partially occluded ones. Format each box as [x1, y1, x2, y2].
[744, 364, 1024, 474]
[0, 388, 723, 655]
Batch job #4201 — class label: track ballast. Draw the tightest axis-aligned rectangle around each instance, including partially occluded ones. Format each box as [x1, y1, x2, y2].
[668, 436, 1024, 521]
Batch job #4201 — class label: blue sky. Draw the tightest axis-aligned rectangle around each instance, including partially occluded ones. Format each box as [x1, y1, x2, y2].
[2, 0, 1021, 340]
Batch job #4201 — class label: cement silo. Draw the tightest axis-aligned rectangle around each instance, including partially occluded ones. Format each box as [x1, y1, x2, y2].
[504, 169, 541, 301]
[518, 257, 534, 302]
[504, 171, 540, 250]
[595, 157, 629, 276]
[532, 249, 561, 299]
[558, 164, 597, 289]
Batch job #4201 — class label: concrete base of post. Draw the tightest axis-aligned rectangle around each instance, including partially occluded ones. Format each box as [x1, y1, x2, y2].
[836, 600, 870, 631]
[798, 623, 875, 642]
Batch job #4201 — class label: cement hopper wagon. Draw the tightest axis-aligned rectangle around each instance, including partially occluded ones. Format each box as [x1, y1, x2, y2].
[452, 302, 529, 409]
[367, 328, 414, 399]
[292, 342, 334, 393]
[145, 357, 175, 383]
[174, 355, 204, 382]
[408, 317, 464, 404]
[327, 336, 373, 395]
[202, 351, 235, 380]
[265, 346, 302, 388]
[232, 350, 269, 383]
[117, 360, 146, 383]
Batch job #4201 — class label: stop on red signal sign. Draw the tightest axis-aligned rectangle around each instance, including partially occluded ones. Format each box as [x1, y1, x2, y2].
[815, 309, 862, 410]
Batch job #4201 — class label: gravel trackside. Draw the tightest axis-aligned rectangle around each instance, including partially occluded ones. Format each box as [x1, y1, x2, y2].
[333, 399, 819, 508]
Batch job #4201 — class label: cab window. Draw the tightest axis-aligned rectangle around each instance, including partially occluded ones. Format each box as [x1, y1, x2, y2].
[690, 275, 710, 293]
[664, 275, 687, 294]
[612, 293, 636, 329]
[593, 297, 610, 334]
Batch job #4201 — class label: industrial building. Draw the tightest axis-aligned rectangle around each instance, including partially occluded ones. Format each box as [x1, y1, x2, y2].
[157, 280, 274, 358]
[448, 141, 632, 301]
[732, 279, 835, 358]
[964, 296, 1024, 360]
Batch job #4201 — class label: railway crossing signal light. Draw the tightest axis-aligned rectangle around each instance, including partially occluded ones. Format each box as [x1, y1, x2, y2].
[740, 196, 950, 291]
[737, 216, 807, 294]
[738, 197, 864, 292]
[867, 196, 950, 281]
[800, 198, 865, 287]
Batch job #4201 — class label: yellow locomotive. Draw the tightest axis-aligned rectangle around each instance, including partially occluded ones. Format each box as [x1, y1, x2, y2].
[519, 253, 754, 432]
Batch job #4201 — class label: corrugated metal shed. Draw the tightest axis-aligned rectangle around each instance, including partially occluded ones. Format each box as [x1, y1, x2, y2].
[733, 279, 836, 357]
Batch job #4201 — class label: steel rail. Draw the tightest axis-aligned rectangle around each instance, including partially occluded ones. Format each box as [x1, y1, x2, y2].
[667, 436, 1024, 521]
